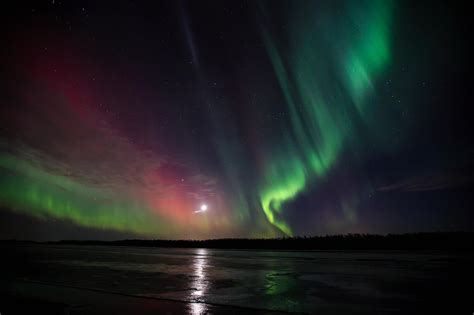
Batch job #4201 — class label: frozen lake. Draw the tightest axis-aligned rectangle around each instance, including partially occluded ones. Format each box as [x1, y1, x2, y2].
[2, 245, 472, 314]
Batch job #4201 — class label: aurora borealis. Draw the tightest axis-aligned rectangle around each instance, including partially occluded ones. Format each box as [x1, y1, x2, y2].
[258, 0, 393, 235]
[0, 0, 473, 239]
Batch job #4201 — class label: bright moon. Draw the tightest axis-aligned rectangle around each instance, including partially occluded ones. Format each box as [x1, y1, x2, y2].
[200, 204, 208, 211]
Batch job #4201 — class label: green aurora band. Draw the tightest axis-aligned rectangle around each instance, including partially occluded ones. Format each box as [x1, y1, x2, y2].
[0, 153, 165, 236]
[258, 1, 394, 235]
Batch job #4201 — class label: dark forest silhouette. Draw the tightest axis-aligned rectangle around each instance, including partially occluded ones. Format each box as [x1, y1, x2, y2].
[4, 232, 473, 250]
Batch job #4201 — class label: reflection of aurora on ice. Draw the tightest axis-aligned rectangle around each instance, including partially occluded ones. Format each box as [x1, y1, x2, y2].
[190, 248, 209, 314]
[7, 246, 468, 313]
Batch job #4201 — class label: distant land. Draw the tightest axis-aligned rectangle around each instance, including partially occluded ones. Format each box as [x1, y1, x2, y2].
[3, 232, 473, 250]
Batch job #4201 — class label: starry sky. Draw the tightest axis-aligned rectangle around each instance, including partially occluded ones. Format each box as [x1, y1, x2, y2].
[0, 0, 472, 240]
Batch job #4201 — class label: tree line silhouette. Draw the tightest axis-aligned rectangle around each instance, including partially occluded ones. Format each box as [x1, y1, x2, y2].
[27, 232, 473, 250]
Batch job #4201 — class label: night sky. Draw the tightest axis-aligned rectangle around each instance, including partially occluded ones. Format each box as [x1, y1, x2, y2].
[0, 0, 472, 240]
